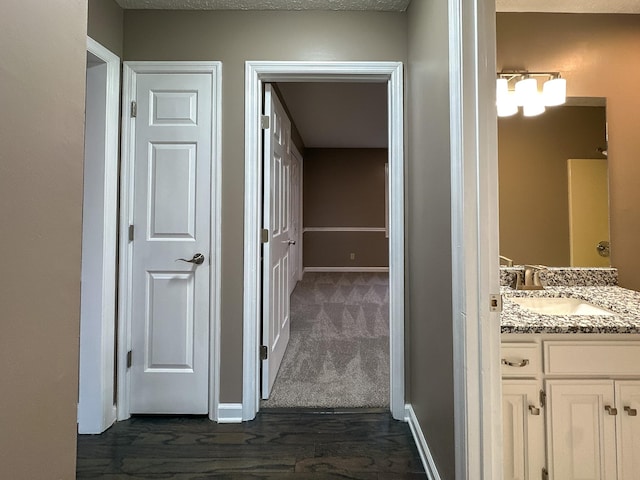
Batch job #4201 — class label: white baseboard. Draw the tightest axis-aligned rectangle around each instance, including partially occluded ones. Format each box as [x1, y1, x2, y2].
[304, 267, 389, 273]
[405, 404, 442, 480]
[216, 403, 243, 423]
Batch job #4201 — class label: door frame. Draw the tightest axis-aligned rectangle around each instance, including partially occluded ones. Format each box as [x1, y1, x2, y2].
[242, 61, 405, 421]
[117, 61, 223, 421]
[77, 37, 120, 434]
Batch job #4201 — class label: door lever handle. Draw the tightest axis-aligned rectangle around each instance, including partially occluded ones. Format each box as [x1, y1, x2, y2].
[176, 253, 205, 265]
[282, 240, 296, 245]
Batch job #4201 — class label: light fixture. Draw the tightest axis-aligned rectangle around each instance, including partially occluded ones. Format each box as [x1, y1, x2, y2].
[496, 78, 518, 117]
[496, 71, 567, 117]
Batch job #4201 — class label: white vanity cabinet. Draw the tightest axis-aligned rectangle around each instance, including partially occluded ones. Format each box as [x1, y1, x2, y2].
[501, 337, 640, 480]
[546, 380, 640, 480]
[502, 379, 546, 480]
[501, 343, 546, 480]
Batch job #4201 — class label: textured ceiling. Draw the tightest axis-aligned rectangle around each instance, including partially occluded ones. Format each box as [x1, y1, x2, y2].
[115, 0, 411, 10]
[497, 0, 640, 14]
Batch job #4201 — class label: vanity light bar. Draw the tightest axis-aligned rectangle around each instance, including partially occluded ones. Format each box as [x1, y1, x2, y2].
[496, 71, 567, 117]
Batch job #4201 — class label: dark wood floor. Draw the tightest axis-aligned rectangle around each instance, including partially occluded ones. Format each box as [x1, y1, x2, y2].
[76, 410, 426, 479]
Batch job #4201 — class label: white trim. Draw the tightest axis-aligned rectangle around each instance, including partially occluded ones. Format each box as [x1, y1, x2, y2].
[117, 61, 223, 421]
[304, 267, 389, 273]
[303, 227, 386, 233]
[405, 404, 443, 480]
[243, 61, 405, 421]
[78, 37, 120, 434]
[449, 0, 502, 478]
[216, 403, 243, 423]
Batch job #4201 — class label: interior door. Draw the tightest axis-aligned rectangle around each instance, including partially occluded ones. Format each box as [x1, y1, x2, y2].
[567, 158, 610, 267]
[262, 84, 292, 399]
[289, 148, 301, 293]
[129, 70, 212, 414]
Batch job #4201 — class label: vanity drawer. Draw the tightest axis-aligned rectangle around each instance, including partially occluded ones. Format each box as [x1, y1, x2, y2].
[501, 343, 542, 376]
[544, 341, 640, 375]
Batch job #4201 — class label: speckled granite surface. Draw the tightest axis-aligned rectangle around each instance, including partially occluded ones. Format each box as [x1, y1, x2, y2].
[501, 286, 640, 334]
[500, 267, 618, 288]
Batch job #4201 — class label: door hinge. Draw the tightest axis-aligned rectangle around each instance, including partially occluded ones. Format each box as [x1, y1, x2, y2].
[489, 293, 502, 313]
[261, 228, 269, 243]
[260, 345, 268, 360]
[126, 350, 132, 369]
[540, 389, 546, 408]
[260, 115, 270, 129]
[542, 467, 549, 480]
[130, 101, 137, 118]
[128, 224, 134, 242]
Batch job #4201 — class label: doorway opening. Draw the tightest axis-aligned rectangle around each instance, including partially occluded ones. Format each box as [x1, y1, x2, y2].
[242, 61, 405, 421]
[77, 37, 120, 434]
[260, 82, 391, 409]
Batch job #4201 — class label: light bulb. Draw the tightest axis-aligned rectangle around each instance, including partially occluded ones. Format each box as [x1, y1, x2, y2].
[515, 77, 538, 107]
[543, 77, 566, 106]
[523, 93, 546, 117]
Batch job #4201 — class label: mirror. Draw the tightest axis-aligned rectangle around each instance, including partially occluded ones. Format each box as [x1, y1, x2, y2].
[498, 98, 610, 267]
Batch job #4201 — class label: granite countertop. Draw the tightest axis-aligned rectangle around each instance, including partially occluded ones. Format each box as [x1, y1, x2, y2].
[501, 285, 640, 334]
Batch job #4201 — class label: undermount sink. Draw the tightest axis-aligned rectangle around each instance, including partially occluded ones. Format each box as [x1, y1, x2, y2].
[509, 297, 614, 316]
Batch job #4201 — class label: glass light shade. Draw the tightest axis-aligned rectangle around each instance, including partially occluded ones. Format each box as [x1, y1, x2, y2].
[542, 77, 567, 106]
[497, 92, 518, 117]
[523, 93, 546, 117]
[514, 77, 538, 107]
[496, 78, 509, 102]
[496, 78, 518, 116]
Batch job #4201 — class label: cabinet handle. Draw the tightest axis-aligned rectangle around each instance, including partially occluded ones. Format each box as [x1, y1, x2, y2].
[624, 406, 638, 417]
[605, 405, 618, 416]
[528, 405, 541, 416]
[501, 358, 529, 368]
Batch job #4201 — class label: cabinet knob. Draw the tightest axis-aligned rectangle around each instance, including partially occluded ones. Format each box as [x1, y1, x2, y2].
[605, 405, 618, 416]
[624, 406, 638, 417]
[528, 405, 540, 416]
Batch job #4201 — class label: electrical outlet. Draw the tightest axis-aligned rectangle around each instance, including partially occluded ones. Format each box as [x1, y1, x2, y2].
[349, 253, 356, 260]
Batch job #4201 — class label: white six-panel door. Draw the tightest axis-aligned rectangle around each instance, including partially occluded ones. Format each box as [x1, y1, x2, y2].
[129, 70, 213, 414]
[261, 84, 292, 399]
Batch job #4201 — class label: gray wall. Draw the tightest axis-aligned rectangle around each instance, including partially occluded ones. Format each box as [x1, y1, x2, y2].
[87, 0, 124, 57]
[0, 0, 88, 478]
[407, 1, 455, 478]
[123, 10, 408, 402]
[303, 148, 388, 269]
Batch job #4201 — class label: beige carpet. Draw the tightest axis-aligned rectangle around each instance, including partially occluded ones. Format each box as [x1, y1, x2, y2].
[261, 272, 389, 408]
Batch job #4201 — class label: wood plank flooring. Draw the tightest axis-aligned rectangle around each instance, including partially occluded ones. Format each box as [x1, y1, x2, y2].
[77, 410, 426, 479]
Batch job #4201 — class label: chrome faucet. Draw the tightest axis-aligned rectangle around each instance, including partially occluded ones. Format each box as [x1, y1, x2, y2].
[499, 255, 514, 267]
[514, 265, 547, 290]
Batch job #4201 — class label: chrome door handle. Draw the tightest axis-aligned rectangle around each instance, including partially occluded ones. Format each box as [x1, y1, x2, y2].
[282, 240, 296, 245]
[176, 253, 205, 265]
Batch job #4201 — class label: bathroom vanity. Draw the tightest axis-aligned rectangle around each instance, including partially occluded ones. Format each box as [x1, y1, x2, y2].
[500, 268, 640, 480]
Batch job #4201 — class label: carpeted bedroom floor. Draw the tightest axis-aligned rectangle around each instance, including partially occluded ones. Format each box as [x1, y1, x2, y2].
[261, 272, 389, 409]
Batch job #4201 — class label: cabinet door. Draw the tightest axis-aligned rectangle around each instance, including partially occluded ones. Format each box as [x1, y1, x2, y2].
[546, 380, 617, 480]
[616, 381, 640, 480]
[503, 380, 545, 480]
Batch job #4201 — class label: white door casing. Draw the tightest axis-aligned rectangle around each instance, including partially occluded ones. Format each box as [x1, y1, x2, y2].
[78, 37, 120, 434]
[261, 84, 292, 399]
[118, 62, 222, 419]
[242, 62, 405, 421]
